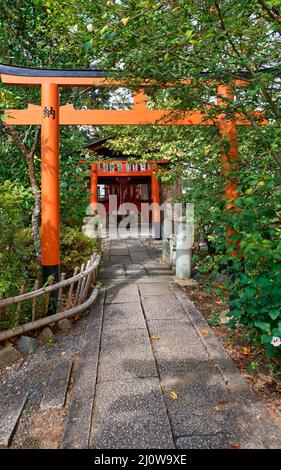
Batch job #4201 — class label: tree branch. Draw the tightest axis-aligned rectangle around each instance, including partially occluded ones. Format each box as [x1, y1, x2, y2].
[257, 0, 281, 25]
[5, 126, 41, 268]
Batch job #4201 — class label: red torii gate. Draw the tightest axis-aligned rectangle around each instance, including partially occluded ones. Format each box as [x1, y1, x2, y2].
[0, 64, 267, 286]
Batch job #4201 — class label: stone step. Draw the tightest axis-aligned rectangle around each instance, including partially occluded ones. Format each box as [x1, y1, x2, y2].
[0, 392, 28, 448]
[40, 359, 73, 410]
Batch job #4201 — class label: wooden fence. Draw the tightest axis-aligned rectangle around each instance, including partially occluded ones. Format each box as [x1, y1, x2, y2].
[0, 253, 101, 342]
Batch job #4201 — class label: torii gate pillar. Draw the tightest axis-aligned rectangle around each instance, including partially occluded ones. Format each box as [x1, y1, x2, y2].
[90, 163, 98, 209]
[217, 84, 239, 253]
[41, 83, 60, 285]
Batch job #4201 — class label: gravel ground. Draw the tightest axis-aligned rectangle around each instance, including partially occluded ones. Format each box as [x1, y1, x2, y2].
[0, 314, 88, 448]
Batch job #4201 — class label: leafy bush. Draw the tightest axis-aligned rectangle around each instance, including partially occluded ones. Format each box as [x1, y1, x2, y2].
[0, 182, 35, 330]
[0, 186, 100, 331]
[221, 162, 281, 359]
[60, 226, 101, 276]
[0, 182, 34, 295]
[186, 127, 281, 360]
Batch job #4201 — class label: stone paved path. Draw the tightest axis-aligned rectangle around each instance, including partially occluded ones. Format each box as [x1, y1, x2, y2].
[62, 239, 281, 449]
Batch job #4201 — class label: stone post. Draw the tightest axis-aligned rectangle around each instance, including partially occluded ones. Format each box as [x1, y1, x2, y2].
[175, 216, 192, 280]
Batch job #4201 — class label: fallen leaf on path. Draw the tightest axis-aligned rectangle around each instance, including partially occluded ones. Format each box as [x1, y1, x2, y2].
[214, 399, 228, 412]
[200, 330, 209, 335]
[169, 391, 178, 400]
[241, 347, 251, 356]
[230, 442, 242, 449]
[150, 335, 160, 341]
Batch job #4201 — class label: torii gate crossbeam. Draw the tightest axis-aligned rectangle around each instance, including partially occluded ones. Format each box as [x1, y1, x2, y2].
[0, 64, 267, 296]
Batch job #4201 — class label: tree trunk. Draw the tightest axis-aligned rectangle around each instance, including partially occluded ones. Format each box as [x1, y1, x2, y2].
[31, 185, 41, 271]
[5, 126, 41, 271]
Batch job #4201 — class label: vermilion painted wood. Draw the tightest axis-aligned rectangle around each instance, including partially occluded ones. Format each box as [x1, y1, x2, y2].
[80, 159, 167, 165]
[90, 164, 98, 206]
[41, 83, 60, 267]
[96, 171, 153, 177]
[217, 85, 239, 205]
[217, 85, 240, 254]
[4, 105, 267, 126]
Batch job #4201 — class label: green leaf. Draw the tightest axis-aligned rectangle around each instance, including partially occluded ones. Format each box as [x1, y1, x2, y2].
[100, 25, 109, 35]
[254, 321, 271, 333]
[103, 31, 118, 41]
[243, 286, 256, 300]
[164, 53, 170, 62]
[260, 334, 272, 344]
[268, 310, 280, 321]
[82, 40, 92, 53]
[272, 327, 281, 337]
[185, 29, 193, 39]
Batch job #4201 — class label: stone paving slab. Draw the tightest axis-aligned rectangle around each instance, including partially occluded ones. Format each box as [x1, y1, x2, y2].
[172, 289, 250, 392]
[105, 283, 140, 303]
[110, 247, 129, 256]
[147, 318, 227, 381]
[142, 258, 164, 266]
[146, 247, 161, 259]
[142, 296, 186, 320]
[146, 318, 234, 437]
[138, 282, 173, 297]
[61, 293, 104, 449]
[144, 265, 173, 276]
[125, 264, 148, 278]
[128, 246, 149, 253]
[0, 392, 28, 448]
[110, 240, 128, 247]
[160, 375, 231, 437]
[110, 255, 131, 264]
[176, 435, 229, 449]
[61, 396, 94, 449]
[103, 302, 146, 331]
[128, 276, 153, 282]
[99, 265, 126, 280]
[89, 378, 175, 449]
[40, 358, 72, 410]
[147, 319, 203, 364]
[169, 282, 184, 291]
[222, 401, 281, 449]
[135, 275, 175, 283]
[98, 329, 158, 382]
[130, 254, 152, 263]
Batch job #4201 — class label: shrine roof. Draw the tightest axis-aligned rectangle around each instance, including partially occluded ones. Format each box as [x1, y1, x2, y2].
[0, 63, 107, 77]
[84, 136, 131, 160]
[85, 136, 115, 149]
[1, 63, 277, 82]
